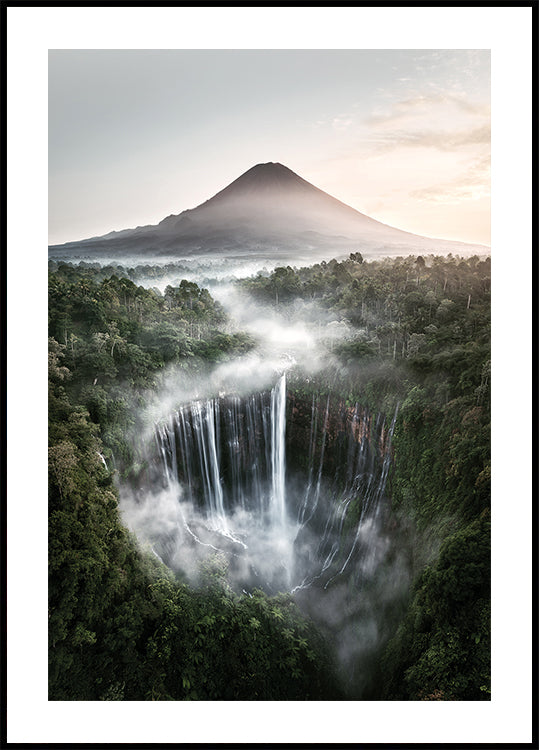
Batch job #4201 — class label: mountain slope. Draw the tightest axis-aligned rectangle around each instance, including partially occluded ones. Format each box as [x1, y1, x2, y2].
[49, 162, 488, 260]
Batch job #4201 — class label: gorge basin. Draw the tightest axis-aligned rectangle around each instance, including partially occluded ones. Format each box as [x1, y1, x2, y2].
[121, 374, 399, 597]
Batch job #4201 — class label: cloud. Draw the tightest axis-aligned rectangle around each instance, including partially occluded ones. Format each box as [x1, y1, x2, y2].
[410, 155, 491, 204]
[332, 115, 354, 132]
[369, 124, 490, 153]
[366, 92, 490, 128]
[361, 88, 490, 159]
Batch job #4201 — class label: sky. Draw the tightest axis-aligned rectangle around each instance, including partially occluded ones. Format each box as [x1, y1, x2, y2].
[49, 49, 491, 247]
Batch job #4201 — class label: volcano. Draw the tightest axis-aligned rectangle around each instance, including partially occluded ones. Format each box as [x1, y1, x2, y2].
[48, 162, 488, 260]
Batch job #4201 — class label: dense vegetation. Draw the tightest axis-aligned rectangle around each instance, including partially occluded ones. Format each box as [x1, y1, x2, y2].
[48, 268, 340, 700]
[48, 252, 490, 700]
[240, 253, 491, 700]
[48, 267, 254, 472]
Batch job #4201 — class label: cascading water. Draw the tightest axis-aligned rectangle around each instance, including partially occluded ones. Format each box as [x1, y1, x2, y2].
[157, 374, 288, 527]
[270, 373, 287, 530]
[125, 375, 399, 595]
[290, 398, 399, 593]
[148, 373, 294, 589]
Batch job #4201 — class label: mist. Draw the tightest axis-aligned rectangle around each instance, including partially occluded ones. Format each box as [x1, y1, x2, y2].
[52, 249, 417, 696]
[114, 287, 409, 697]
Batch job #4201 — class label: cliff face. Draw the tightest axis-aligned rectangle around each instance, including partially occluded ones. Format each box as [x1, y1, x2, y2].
[286, 389, 395, 490]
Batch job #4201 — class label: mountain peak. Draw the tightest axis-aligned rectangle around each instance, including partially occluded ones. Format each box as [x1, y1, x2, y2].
[246, 161, 292, 173]
[199, 162, 317, 208]
[251, 161, 284, 168]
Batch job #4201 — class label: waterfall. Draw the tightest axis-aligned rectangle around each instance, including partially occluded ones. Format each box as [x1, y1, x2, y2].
[297, 393, 330, 526]
[270, 373, 287, 528]
[159, 378, 286, 520]
[142, 382, 398, 595]
[291, 399, 400, 593]
[322, 402, 399, 589]
[97, 451, 108, 470]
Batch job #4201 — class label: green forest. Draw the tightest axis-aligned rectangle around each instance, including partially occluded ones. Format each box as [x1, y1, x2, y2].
[48, 252, 490, 700]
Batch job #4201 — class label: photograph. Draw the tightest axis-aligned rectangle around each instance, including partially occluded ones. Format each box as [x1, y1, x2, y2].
[5, 4, 534, 747]
[47, 47, 492, 703]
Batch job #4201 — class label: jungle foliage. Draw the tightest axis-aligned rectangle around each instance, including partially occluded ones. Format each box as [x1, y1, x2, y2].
[48, 269, 339, 700]
[240, 253, 491, 700]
